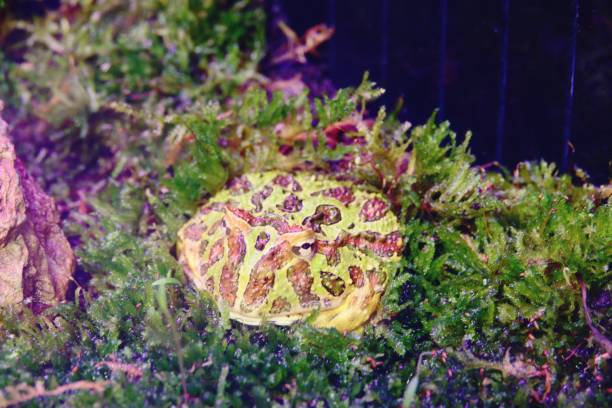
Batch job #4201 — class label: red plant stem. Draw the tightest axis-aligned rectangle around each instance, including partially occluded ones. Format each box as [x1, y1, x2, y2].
[580, 279, 612, 355]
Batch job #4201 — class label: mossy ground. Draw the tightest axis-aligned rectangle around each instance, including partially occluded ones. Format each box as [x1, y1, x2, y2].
[0, 1, 610, 406]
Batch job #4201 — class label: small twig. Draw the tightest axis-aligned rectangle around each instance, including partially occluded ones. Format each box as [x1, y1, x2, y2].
[476, 161, 502, 171]
[272, 22, 334, 64]
[214, 364, 230, 408]
[530, 364, 552, 404]
[451, 348, 551, 402]
[188, 356, 213, 374]
[95, 360, 144, 381]
[563, 342, 584, 361]
[580, 280, 612, 355]
[0, 380, 109, 407]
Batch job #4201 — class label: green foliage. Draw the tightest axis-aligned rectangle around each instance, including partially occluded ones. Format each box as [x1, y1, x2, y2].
[404, 113, 499, 218]
[165, 106, 229, 212]
[1, 0, 263, 193]
[238, 88, 295, 128]
[314, 88, 355, 128]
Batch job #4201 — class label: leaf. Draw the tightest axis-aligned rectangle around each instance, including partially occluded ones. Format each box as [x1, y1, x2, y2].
[314, 89, 356, 128]
[402, 374, 420, 408]
[402, 352, 433, 408]
[152, 278, 181, 288]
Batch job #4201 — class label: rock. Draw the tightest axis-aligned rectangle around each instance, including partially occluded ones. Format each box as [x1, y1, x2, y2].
[0, 107, 75, 310]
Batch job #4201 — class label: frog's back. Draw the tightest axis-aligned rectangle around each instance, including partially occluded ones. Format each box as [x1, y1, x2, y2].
[177, 171, 403, 331]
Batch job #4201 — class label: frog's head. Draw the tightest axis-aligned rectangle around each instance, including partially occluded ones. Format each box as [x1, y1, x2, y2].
[271, 203, 345, 263]
[224, 202, 344, 263]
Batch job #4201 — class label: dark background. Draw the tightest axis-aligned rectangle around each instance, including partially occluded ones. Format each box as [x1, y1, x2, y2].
[4, 0, 611, 183]
[269, 0, 611, 183]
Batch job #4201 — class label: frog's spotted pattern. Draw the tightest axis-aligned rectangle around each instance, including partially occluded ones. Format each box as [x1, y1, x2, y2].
[218, 230, 245, 306]
[251, 185, 273, 212]
[229, 175, 252, 195]
[317, 186, 355, 206]
[278, 193, 303, 213]
[287, 260, 319, 306]
[183, 223, 205, 241]
[254, 231, 270, 250]
[177, 171, 403, 332]
[273, 174, 302, 192]
[360, 198, 390, 222]
[349, 265, 365, 288]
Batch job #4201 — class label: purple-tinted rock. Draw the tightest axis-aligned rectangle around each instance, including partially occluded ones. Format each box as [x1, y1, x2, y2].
[0, 107, 75, 309]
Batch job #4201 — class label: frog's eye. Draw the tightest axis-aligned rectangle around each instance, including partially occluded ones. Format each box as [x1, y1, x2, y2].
[292, 239, 316, 260]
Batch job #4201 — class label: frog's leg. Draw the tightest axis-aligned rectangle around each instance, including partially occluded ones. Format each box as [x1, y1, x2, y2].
[312, 276, 382, 333]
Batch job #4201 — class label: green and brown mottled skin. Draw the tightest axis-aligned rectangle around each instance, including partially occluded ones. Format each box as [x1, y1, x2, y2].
[177, 171, 403, 332]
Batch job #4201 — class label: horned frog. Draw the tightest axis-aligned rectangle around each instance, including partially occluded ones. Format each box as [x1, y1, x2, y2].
[177, 171, 403, 332]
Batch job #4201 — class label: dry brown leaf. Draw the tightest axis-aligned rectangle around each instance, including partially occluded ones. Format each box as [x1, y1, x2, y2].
[272, 22, 334, 65]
